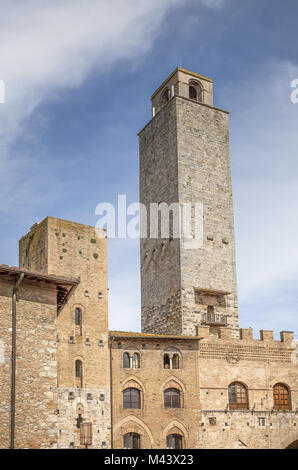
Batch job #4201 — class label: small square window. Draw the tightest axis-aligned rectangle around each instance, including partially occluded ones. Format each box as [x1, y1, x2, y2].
[258, 418, 266, 427]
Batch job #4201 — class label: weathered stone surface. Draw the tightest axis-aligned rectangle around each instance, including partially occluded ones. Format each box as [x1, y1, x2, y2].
[0, 68, 297, 450]
[139, 68, 238, 336]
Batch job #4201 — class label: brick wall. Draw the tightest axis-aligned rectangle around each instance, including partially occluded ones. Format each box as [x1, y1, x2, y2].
[111, 329, 298, 449]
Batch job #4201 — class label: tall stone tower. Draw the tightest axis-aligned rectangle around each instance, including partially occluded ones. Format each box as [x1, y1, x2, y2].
[139, 67, 239, 336]
[19, 217, 111, 448]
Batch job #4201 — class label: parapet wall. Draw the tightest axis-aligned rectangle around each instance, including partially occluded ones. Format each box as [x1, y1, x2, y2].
[197, 326, 295, 345]
[197, 327, 296, 363]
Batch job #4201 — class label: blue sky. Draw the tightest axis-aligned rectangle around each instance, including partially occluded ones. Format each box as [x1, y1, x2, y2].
[0, 0, 297, 336]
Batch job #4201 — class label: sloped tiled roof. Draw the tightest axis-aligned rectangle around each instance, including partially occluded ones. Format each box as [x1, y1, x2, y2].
[109, 330, 199, 340]
[0, 264, 79, 313]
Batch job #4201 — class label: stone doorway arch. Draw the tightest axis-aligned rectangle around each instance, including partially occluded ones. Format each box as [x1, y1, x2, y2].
[280, 431, 298, 449]
[286, 439, 298, 449]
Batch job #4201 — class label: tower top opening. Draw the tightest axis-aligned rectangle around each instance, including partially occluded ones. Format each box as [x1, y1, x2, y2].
[151, 67, 213, 116]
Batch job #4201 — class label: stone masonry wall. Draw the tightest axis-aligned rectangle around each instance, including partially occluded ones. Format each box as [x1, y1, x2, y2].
[196, 326, 298, 448]
[139, 92, 238, 336]
[139, 99, 182, 334]
[19, 217, 111, 448]
[176, 96, 239, 335]
[57, 387, 111, 449]
[111, 328, 298, 449]
[0, 278, 58, 449]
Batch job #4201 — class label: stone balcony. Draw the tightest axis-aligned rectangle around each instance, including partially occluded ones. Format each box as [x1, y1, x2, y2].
[202, 312, 228, 327]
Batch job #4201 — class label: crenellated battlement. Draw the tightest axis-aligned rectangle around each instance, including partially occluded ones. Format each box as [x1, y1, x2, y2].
[197, 326, 295, 347]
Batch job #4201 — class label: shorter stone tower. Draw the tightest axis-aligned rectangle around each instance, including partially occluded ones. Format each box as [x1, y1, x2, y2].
[19, 217, 111, 448]
[139, 68, 239, 336]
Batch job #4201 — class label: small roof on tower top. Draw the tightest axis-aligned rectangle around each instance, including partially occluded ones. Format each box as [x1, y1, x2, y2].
[151, 67, 213, 100]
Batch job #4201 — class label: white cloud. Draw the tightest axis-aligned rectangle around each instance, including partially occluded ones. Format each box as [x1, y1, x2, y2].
[0, 0, 190, 211]
[0, 0, 226, 215]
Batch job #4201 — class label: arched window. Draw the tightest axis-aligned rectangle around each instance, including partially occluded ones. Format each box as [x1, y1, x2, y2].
[123, 352, 140, 369]
[164, 353, 180, 369]
[228, 382, 249, 410]
[172, 354, 180, 369]
[273, 383, 291, 410]
[75, 308, 82, 326]
[164, 354, 171, 369]
[167, 434, 183, 449]
[123, 388, 141, 409]
[123, 433, 140, 449]
[161, 88, 171, 104]
[189, 85, 197, 100]
[132, 353, 140, 369]
[189, 80, 203, 103]
[164, 388, 181, 408]
[75, 360, 83, 388]
[123, 352, 130, 369]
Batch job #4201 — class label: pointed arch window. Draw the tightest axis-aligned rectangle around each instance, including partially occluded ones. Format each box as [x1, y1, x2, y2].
[167, 434, 183, 449]
[164, 388, 181, 408]
[123, 388, 141, 409]
[123, 433, 140, 449]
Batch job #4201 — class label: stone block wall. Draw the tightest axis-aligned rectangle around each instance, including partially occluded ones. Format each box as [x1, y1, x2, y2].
[57, 387, 111, 449]
[139, 88, 238, 336]
[176, 96, 239, 335]
[139, 98, 182, 335]
[0, 278, 58, 448]
[19, 217, 111, 448]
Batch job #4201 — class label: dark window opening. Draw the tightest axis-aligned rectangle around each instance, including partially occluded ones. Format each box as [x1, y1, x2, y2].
[123, 433, 140, 449]
[123, 352, 130, 369]
[164, 354, 170, 369]
[164, 388, 181, 408]
[75, 308, 82, 327]
[123, 388, 141, 409]
[189, 85, 197, 100]
[75, 360, 83, 388]
[167, 434, 183, 449]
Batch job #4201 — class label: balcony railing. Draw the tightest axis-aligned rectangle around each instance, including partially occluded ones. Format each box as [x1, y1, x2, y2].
[202, 312, 228, 326]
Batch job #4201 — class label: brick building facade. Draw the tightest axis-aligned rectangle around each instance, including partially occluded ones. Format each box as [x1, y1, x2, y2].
[0, 68, 297, 449]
